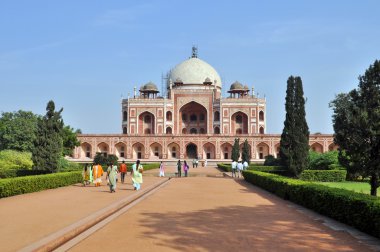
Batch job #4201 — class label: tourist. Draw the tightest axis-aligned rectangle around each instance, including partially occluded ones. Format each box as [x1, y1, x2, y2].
[231, 160, 237, 178]
[177, 160, 182, 177]
[159, 161, 165, 177]
[107, 163, 118, 193]
[243, 160, 249, 171]
[195, 158, 199, 168]
[204, 159, 208, 167]
[92, 163, 104, 187]
[192, 159, 196, 168]
[183, 160, 189, 177]
[237, 161, 243, 178]
[82, 164, 90, 186]
[131, 160, 143, 190]
[119, 161, 127, 183]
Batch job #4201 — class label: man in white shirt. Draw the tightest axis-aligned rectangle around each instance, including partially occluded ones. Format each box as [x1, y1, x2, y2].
[237, 161, 244, 178]
[231, 160, 237, 178]
[243, 161, 249, 171]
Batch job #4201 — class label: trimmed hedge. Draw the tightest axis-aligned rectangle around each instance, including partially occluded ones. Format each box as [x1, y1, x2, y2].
[123, 163, 160, 172]
[300, 170, 346, 182]
[0, 172, 82, 198]
[243, 170, 380, 238]
[0, 169, 49, 179]
[217, 163, 231, 172]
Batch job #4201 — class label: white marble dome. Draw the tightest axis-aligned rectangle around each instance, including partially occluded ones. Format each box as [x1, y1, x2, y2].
[170, 57, 222, 88]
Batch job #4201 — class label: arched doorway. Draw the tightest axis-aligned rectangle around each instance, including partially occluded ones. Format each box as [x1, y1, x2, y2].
[221, 142, 233, 160]
[115, 142, 127, 158]
[168, 142, 180, 159]
[138, 111, 155, 134]
[256, 142, 269, 159]
[186, 143, 198, 159]
[310, 142, 323, 153]
[231, 112, 248, 134]
[150, 142, 162, 159]
[132, 143, 145, 159]
[179, 102, 207, 135]
[80, 142, 92, 158]
[203, 142, 215, 159]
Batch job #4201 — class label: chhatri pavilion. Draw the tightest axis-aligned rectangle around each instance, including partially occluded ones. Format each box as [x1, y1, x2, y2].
[73, 48, 335, 162]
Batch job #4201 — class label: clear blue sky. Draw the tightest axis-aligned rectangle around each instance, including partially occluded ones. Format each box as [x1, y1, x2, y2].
[1, 0, 379, 134]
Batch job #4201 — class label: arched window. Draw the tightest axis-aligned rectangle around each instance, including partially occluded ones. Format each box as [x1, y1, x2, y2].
[190, 128, 197, 134]
[182, 128, 187, 134]
[182, 113, 187, 121]
[123, 127, 127, 134]
[200, 128, 205, 134]
[259, 111, 264, 121]
[190, 114, 197, 122]
[144, 115, 151, 123]
[171, 147, 176, 158]
[166, 127, 172, 134]
[200, 113, 205, 121]
[123, 111, 128, 121]
[214, 127, 220, 134]
[236, 115, 242, 124]
[166, 111, 172, 121]
[214, 111, 220, 121]
[259, 127, 264, 134]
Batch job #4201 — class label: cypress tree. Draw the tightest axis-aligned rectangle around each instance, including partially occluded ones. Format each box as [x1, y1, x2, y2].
[293, 77, 309, 175]
[231, 138, 240, 162]
[280, 76, 296, 172]
[32, 101, 64, 172]
[242, 139, 251, 163]
[279, 76, 309, 177]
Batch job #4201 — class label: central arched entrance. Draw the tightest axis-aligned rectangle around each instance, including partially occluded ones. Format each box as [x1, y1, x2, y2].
[186, 143, 198, 159]
[179, 101, 207, 135]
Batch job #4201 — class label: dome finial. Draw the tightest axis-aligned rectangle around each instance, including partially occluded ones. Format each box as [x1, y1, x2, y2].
[191, 46, 198, 58]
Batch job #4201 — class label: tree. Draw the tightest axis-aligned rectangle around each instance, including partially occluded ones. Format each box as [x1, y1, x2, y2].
[293, 76, 310, 174]
[330, 60, 380, 196]
[231, 138, 240, 162]
[93, 153, 118, 167]
[242, 139, 251, 163]
[279, 76, 309, 177]
[0, 110, 39, 152]
[32, 101, 64, 172]
[62, 126, 81, 156]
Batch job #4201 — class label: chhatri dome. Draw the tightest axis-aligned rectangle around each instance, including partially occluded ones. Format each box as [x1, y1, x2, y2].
[169, 47, 222, 89]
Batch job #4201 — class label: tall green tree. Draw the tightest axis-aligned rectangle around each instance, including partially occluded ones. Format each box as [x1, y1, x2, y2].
[0, 110, 39, 152]
[330, 60, 380, 196]
[242, 139, 251, 163]
[231, 138, 240, 162]
[293, 77, 310, 174]
[32, 101, 64, 172]
[280, 76, 309, 177]
[62, 126, 81, 156]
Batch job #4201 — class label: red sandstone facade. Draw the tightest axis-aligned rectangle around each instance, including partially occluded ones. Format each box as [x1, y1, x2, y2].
[73, 49, 335, 162]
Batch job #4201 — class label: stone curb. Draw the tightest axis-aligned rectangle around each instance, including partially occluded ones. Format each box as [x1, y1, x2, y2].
[19, 178, 170, 252]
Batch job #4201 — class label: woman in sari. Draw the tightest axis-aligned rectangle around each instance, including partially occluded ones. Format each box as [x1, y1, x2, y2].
[131, 160, 143, 190]
[183, 160, 189, 177]
[107, 163, 118, 193]
[159, 161, 165, 177]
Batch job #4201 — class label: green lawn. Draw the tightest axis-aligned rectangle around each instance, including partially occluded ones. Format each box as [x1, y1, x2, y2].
[317, 181, 379, 196]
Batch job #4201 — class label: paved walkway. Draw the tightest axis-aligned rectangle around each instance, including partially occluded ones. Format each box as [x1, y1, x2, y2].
[1, 166, 379, 251]
[0, 174, 165, 252]
[69, 173, 377, 252]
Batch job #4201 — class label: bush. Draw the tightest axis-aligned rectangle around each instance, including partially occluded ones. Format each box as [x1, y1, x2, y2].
[264, 155, 281, 166]
[57, 157, 82, 172]
[0, 172, 82, 198]
[217, 163, 231, 172]
[0, 150, 33, 170]
[0, 169, 49, 178]
[124, 163, 160, 172]
[248, 165, 289, 176]
[242, 170, 380, 239]
[300, 170, 346, 182]
[308, 151, 339, 170]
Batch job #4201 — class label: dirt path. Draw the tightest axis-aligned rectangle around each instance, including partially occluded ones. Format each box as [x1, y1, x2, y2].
[69, 176, 375, 252]
[0, 175, 164, 252]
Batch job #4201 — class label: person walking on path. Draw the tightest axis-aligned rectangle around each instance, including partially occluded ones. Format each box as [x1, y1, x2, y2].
[237, 161, 243, 178]
[92, 163, 104, 187]
[82, 164, 91, 186]
[243, 160, 249, 171]
[231, 160, 237, 178]
[183, 160, 189, 177]
[177, 160, 182, 177]
[131, 160, 143, 190]
[192, 159, 196, 168]
[119, 161, 127, 183]
[204, 159, 208, 167]
[159, 161, 165, 177]
[107, 163, 118, 193]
